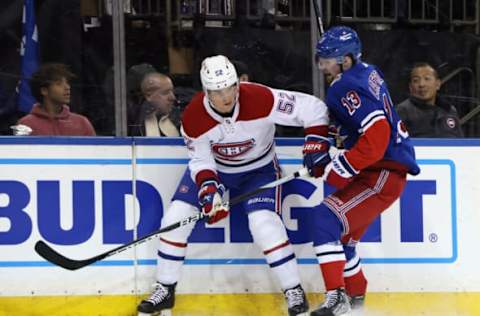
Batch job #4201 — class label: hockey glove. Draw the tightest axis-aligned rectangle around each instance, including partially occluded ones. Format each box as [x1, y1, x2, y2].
[302, 135, 332, 178]
[198, 180, 229, 224]
[324, 151, 359, 189]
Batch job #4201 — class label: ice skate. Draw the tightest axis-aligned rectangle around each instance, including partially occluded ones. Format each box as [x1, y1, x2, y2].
[349, 294, 365, 310]
[310, 288, 351, 316]
[137, 282, 176, 315]
[284, 284, 309, 316]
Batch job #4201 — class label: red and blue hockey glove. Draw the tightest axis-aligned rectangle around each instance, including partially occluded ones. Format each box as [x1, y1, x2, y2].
[198, 180, 229, 224]
[302, 135, 332, 178]
[324, 151, 359, 189]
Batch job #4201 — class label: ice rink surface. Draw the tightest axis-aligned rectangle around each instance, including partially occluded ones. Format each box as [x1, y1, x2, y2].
[1, 293, 479, 315]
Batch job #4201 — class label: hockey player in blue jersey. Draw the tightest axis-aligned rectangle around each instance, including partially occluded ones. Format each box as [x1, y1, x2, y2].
[302, 26, 420, 316]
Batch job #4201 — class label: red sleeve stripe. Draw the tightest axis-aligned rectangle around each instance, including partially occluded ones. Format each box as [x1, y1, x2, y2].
[359, 110, 386, 133]
[304, 125, 329, 137]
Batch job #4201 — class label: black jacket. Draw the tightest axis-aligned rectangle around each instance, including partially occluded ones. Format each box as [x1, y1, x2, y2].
[396, 96, 464, 138]
[128, 100, 182, 137]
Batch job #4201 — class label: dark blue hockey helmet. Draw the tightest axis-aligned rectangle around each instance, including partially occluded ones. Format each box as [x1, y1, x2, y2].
[316, 26, 362, 64]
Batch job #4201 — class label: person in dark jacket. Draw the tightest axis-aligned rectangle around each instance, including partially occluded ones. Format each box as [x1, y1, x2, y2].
[130, 72, 181, 137]
[397, 62, 463, 138]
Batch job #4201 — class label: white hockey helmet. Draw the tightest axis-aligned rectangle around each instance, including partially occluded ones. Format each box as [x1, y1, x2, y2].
[200, 55, 238, 91]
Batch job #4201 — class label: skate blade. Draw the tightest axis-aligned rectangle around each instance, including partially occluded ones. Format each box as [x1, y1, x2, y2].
[138, 310, 172, 316]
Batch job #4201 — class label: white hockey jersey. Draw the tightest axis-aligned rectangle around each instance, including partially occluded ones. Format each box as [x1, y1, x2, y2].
[181, 82, 329, 185]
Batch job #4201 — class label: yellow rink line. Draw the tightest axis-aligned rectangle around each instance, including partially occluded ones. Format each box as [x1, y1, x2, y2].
[0, 293, 479, 316]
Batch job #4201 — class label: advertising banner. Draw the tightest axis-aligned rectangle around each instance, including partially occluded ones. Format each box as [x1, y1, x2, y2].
[0, 138, 478, 295]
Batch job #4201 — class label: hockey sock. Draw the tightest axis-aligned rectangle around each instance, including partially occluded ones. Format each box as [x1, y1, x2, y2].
[343, 243, 367, 296]
[315, 242, 346, 290]
[249, 210, 301, 290]
[320, 261, 346, 291]
[264, 240, 301, 290]
[156, 237, 187, 284]
[344, 269, 367, 296]
[155, 200, 197, 284]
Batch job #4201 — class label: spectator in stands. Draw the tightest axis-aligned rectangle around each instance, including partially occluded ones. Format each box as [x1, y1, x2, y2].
[397, 62, 464, 137]
[125, 63, 157, 134]
[15, 63, 96, 136]
[130, 72, 180, 137]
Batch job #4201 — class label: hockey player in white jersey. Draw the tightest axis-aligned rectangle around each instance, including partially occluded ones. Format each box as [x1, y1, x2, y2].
[138, 55, 330, 316]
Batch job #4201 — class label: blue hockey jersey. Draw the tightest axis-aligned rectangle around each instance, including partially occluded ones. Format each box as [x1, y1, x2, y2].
[326, 62, 420, 175]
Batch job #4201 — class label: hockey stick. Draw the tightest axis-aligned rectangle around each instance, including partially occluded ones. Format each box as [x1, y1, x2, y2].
[34, 167, 310, 270]
[312, 0, 325, 35]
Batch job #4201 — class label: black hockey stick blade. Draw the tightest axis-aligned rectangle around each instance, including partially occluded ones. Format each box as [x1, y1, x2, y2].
[34, 212, 203, 270]
[34, 168, 309, 270]
[35, 240, 106, 270]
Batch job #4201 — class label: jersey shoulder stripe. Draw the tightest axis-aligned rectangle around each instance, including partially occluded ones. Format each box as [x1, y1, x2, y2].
[237, 83, 275, 121]
[182, 92, 218, 138]
[359, 110, 386, 132]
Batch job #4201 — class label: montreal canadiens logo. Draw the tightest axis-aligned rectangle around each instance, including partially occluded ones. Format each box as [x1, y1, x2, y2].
[212, 139, 256, 159]
[446, 118, 456, 128]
